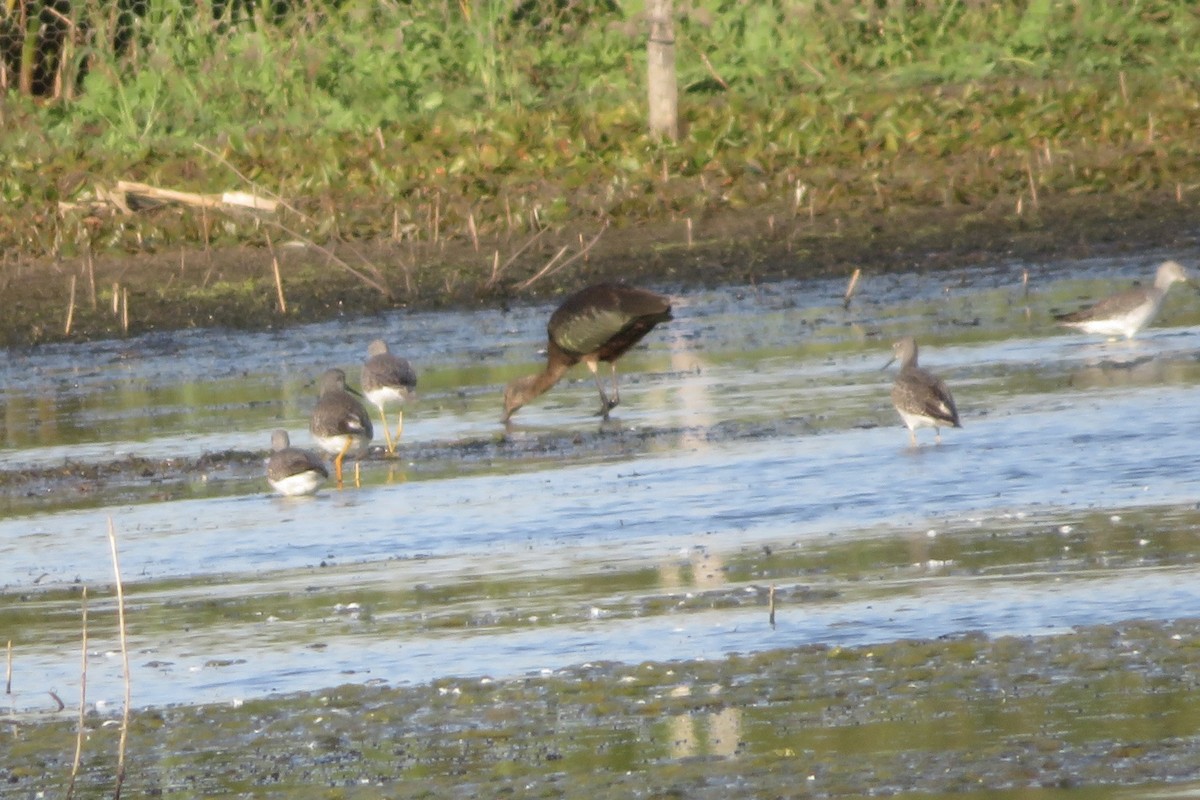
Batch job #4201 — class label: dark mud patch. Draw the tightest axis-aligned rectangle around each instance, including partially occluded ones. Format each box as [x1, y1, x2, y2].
[0, 417, 827, 511]
[6, 618, 1200, 798]
[4, 191, 1198, 348]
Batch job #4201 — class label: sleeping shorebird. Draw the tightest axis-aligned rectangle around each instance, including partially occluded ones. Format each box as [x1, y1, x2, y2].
[885, 336, 961, 446]
[1054, 260, 1191, 340]
[266, 429, 328, 497]
[361, 339, 417, 455]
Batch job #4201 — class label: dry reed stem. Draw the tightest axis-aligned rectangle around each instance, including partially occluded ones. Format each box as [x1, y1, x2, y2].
[686, 217, 693, 248]
[265, 229, 287, 314]
[5, 639, 10, 694]
[433, 195, 441, 242]
[468, 211, 479, 252]
[120, 288, 128, 336]
[106, 519, 131, 799]
[1025, 156, 1039, 209]
[768, 585, 776, 629]
[485, 228, 549, 289]
[515, 224, 609, 292]
[265, 220, 392, 299]
[86, 243, 97, 308]
[194, 143, 304, 218]
[65, 275, 76, 335]
[197, 142, 391, 296]
[793, 181, 808, 215]
[111, 283, 120, 316]
[843, 268, 862, 310]
[66, 586, 88, 800]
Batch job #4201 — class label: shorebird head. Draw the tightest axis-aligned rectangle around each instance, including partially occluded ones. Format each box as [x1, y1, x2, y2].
[1156, 260, 1190, 291]
[883, 336, 918, 371]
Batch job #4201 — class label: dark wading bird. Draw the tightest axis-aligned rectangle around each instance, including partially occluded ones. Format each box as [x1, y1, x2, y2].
[1054, 260, 1191, 340]
[266, 429, 328, 497]
[309, 368, 373, 487]
[361, 339, 417, 455]
[885, 336, 961, 446]
[502, 283, 673, 423]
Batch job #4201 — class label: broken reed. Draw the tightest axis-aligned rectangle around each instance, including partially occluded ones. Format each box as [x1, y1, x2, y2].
[106, 518, 132, 798]
[66, 587, 88, 800]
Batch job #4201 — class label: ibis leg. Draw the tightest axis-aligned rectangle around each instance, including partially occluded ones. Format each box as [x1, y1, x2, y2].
[608, 363, 621, 409]
[586, 361, 615, 418]
[393, 410, 404, 448]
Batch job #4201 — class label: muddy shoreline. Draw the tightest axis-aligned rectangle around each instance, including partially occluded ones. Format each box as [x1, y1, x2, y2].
[6, 618, 1200, 797]
[5, 191, 1198, 348]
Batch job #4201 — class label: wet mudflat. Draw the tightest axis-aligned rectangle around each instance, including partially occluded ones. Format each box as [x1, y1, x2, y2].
[4, 251, 1200, 796]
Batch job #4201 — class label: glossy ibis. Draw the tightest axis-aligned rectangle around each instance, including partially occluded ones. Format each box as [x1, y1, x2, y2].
[502, 283, 672, 422]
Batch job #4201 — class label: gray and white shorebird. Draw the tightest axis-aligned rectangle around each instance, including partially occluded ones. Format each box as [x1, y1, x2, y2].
[361, 339, 417, 455]
[266, 429, 328, 496]
[309, 368, 373, 487]
[1054, 260, 1190, 340]
[885, 336, 961, 446]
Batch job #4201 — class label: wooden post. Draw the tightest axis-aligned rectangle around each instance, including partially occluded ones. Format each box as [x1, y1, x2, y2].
[647, 0, 678, 141]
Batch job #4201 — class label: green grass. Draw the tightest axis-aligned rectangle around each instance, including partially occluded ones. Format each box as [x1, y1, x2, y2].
[2, 0, 1200, 260]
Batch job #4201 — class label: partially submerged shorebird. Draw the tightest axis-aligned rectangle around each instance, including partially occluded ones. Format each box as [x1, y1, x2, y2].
[502, 283, 673, 423]
[361, 339, 417, 455]
[309, 368, 373, 487]
[1054, 260, 1191, 340]
[266, 429, 328, 496]
[885, 336, 961, 446]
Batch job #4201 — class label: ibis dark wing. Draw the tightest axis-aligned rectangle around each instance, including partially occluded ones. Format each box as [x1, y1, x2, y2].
[548, 284, 671, 357]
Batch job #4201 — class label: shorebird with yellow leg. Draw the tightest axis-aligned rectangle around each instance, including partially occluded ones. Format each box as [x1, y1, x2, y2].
[361, 339, 417, 455]
[309, 368, 373, 488]
[1054, 260, 1191, 340]
[884, 336, 961, 447]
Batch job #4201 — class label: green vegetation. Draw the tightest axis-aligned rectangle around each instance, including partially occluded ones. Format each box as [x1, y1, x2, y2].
[3, 0, 1198, 251]
[1, 0, 1199, 344]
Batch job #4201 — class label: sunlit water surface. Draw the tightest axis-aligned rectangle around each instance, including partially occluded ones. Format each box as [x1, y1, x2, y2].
[3, 253, 1200, 714]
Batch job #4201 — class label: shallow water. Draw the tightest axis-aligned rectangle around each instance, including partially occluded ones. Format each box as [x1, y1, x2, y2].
[3, 251, 1200, 718]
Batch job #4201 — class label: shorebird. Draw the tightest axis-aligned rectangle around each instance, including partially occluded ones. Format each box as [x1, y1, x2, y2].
[502, 283, 673, 423]
[309, 368, 373, 487]
[266, 429, 328, 496]
[1054, 260, 1191, 340]
[885, 336, 961, 446]
[361, 339, 417, 455]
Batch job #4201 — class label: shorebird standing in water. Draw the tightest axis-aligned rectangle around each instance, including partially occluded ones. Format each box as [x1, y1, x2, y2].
[885, 336, 961, 447]
[502, 283, 673, 423]
[266, 429, 328, 496]
[309, 368, 373, 488]
[361, 339, 417, 455]
[1054, 260, 1191, 340]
